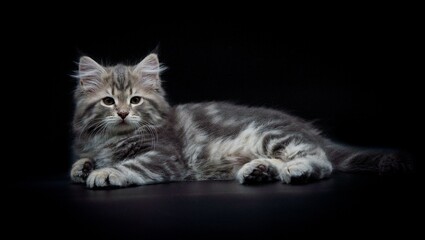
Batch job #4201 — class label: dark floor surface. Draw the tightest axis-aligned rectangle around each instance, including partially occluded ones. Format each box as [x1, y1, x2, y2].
[8, 173, 420, 239]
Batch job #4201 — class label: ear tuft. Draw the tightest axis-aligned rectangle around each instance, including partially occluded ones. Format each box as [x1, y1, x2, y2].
[76, 56, 106, 93]
[133, 54, 165, 89]
[134, 54, 160, 74]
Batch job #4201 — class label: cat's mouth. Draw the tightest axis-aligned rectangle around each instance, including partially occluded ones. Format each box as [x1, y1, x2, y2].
[116, 119, 137, 129]
[111, 120, 137, 133]
[117, 121, 133, 128]
[110, 117, 139, 132]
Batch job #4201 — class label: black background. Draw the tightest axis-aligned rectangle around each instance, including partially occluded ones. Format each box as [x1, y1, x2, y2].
[6, 10, 421, 239]
[13, 14, 420, 179]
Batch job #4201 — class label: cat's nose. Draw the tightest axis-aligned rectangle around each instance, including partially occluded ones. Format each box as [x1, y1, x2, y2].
[117, 111, 129, 119]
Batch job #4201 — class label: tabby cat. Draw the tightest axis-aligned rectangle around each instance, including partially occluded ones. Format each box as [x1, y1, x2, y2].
[71, 53, 406, 188]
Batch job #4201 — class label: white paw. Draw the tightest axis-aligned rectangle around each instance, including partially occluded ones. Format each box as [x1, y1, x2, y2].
[86, 167, 128, 188]
[236, 159, 277, 184]
[70, 158, 93, 183]
[279, 161, 313, 184]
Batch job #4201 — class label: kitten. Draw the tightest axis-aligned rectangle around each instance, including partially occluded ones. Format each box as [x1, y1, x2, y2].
[71, 53, 409, 188]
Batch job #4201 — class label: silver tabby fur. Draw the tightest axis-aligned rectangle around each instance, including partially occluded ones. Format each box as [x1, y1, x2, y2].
[71, 54, 405, 188]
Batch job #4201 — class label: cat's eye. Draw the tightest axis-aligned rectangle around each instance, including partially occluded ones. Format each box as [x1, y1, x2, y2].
[102, 97, 115, 105]
[130, 96, 142, 104]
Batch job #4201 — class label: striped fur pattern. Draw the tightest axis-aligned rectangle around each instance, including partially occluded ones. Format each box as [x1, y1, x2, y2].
[71, 54, 409, 188]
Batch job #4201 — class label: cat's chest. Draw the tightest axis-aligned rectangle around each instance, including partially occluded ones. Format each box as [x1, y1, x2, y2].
[80, 135, 126, 155]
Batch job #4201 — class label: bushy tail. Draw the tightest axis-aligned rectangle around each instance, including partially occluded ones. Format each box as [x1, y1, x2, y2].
[325, 142, 413, 175]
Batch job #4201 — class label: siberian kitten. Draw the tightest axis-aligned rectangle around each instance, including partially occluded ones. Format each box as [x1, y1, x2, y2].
[71, 53, 407, 188]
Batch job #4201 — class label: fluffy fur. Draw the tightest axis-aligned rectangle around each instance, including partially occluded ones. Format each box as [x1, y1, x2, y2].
[71, 54, 409, 188]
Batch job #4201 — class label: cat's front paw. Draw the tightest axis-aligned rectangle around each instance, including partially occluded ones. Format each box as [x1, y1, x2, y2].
[86, 167, 128, 188]
[70, 158, 94, 183]
[279, 161, 313, 184]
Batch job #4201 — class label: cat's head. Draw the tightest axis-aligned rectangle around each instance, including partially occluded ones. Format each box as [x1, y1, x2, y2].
[73, 54, 169, 135]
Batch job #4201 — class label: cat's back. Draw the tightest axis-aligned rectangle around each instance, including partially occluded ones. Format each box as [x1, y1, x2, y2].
[172, 101, 321, 140]
[174, 101, 306, 127]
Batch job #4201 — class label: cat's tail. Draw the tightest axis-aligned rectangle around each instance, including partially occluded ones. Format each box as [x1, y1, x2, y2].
[324, 141, 414, 175]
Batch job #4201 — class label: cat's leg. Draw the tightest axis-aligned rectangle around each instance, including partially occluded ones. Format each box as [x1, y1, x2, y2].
[236, 158, 281, 184]
[70, 158, 94, 183]
[262, 134, 333, 183]
[86, 161, 164, 188]
[86, 152, 180, 188]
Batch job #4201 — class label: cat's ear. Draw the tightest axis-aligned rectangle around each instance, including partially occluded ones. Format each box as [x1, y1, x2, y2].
[133, 54, 163, 89]
[77, 56, 106, 93]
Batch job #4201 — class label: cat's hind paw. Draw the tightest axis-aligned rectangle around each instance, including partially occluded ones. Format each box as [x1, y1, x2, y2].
[86, 167, 128, 188]
[237, 159, 278, 184]
[70, 158, 93, 183]
[279, 161, 313, 184]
